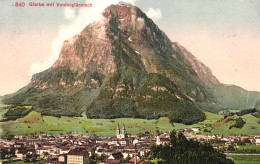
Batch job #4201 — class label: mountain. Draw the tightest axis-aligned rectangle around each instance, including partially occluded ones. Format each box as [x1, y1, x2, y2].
[2, 4, 260, 124]
[172, 42, 260, 112]
[172, 42, 220, 86]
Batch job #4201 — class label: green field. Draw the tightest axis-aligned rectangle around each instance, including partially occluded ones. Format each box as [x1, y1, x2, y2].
[210, 114, 260, 136]
[0, 111, 225, 137]
[0, 111, 174, 137]
[227, 155, 260, 164]
[0, 109, 259, 137]
[235, 145, 260, 153]
[5, 160, 43, 164]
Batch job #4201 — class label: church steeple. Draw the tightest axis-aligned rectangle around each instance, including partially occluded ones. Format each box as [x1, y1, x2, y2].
[116, 124, 127, 139]
[122, 124, 126, 138]
[116, 124, 120, 138]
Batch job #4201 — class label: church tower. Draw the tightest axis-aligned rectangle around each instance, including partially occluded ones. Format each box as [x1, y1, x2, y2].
[116, 124, 128, 139]
[116, 124, 120, 138]
[122, 124, 126, 139]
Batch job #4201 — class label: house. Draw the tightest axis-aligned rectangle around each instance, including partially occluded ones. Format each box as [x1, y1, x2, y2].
[58, 154, 67, 163]
[36, 147, 52, 158]
[14, 142, 25, 148]
[191, 127, 200, 132]
[104, 149, 115, 156]
[139, 147, 150, 157]
[185, 129, 194, 133]
[105, 152, 124, 164]
[129, 157, 151, 164]
[60, 147, 70, 154]
[133, 138, 139, 145]
[108, 152, 123, 160]
[67, 149, 89, 164]
[15, 149, 28, 160]
[44, 156, 64, 164]
[104, 159, 121, 164]
[156, 136, 170, 145]
[122, 150, 134, 158]
[255, 137, 260, 145]
[129, 157, 141, 163]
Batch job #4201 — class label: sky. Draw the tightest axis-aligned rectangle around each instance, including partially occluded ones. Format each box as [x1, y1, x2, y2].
[0, 0, 260, 96]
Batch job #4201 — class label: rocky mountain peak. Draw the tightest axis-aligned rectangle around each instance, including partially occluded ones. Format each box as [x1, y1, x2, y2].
[172, 42, 221, 86]
[6, 4, 254, 125]
[45, 4, 177, 89]
[51, 4, 149, 75]
[102, 3, 138, 20]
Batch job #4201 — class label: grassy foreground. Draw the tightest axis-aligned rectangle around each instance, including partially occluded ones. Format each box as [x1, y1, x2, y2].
[7, 160, 43, 164]
[0, 110, 259, 137]
[226, 155, 260, 164]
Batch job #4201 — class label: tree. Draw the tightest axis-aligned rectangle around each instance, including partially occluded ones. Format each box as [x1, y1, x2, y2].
[227, 145, 235, 152]
[147, 130, 234, 164]
[124, 155, 132, 163]
[95, 154, 108, 163]
[43, 151, 50, 158]
[0, 149, 8, 159]
[244, 138, 251, 144]
[169, 130, 177, 147]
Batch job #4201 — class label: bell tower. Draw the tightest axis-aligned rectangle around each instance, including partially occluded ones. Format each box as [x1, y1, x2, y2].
[116, 124, 120, 138]
[122, 124, 126, 138]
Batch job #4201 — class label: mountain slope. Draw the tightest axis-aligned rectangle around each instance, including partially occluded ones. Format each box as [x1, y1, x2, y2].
[172, 42, 220, 86]
[2, 4, 209, 124]
[171, 42, 260, 112]
[2, 4, 260, 124]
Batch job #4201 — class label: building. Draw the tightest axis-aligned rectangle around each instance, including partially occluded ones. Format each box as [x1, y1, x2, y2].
[191, 127, 200, 132]
[255, 137, 260, 145]
[44, 156, 64, 164]
[15, 149, 27, 160]
[67, 149, 89, 164]
[105, 152, 123, 164]
[36, 147, 52, 158]
[156, 136, 170, 145]
[116, 124, 126, 139]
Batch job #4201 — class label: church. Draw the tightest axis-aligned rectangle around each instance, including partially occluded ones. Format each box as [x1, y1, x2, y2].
[116, 124, 126, 139]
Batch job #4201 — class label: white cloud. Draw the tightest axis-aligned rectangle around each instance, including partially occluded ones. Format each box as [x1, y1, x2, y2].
[145, 8, 163, 21]
[64, 8, 76, 20]
[30, 0, 138, 75]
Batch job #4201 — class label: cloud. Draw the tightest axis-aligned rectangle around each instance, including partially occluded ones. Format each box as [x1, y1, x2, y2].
[30, 0, 138, 75]
[145, 8, 163, 21]
[64, 8, 76, 20]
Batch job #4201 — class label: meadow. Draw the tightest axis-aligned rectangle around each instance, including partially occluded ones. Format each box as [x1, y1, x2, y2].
[0, 109, 259, 137]
[226, 155, 260, 164]
[0, 111, 174, 137]
[235, 145, 260, 153]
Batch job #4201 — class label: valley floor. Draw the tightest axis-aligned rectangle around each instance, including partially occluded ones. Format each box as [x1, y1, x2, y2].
[0, 110, 259, 137]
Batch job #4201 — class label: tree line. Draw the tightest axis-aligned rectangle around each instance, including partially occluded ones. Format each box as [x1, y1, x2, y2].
[146, 130, 234, 164]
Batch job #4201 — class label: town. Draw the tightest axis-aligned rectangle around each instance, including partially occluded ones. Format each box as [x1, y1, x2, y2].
[0, 125, 260, 164]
